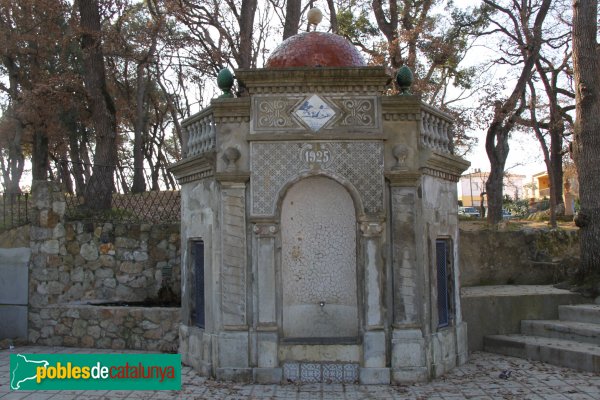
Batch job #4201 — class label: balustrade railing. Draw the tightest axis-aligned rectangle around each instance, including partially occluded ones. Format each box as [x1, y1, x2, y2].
[183, 108, 216, 158]
[420, 106, 453, 154]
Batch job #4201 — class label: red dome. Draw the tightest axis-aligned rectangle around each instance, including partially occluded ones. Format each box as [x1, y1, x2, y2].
[266, 32, 366, 68]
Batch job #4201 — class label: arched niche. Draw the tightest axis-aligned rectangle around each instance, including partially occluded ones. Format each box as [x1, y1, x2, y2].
[280, 176, 358, 340]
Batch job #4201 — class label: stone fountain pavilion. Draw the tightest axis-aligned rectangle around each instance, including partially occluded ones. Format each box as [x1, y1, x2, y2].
[170, 29, 470, 384]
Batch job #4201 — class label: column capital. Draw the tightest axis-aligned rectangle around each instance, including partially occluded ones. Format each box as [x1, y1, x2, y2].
[360, 221, 384, 238]
[253, 223, 279, 237]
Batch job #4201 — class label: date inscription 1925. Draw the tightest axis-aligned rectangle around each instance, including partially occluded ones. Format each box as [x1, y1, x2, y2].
[300, 143, 333, 168]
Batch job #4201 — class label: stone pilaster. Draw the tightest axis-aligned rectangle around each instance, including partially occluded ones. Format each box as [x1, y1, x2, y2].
[251, 222, 282, 383]
[219, 182, 248, 328]
[359, 221, 390, 384]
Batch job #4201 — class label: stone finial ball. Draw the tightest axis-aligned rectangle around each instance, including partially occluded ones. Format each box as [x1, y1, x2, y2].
[307, 8, 323, 26]
[217, 68, 234, 90]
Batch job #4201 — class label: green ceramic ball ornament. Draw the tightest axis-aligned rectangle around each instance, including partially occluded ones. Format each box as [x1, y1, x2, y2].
[217, 68, 234, 98]
[396, 65, 414, 95]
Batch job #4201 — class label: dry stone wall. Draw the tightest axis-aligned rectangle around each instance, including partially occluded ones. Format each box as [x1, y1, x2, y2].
[30, 221, 181, 306]
[459, 226, 579, 286]
[27, 181, 181, 351]
[29, 304, 179, 352]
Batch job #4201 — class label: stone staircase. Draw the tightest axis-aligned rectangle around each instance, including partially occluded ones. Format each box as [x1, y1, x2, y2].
[484, 304, 600, 372]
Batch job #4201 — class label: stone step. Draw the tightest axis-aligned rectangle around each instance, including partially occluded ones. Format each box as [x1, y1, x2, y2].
[559, 304, 600, 324]
[521, 320, 600, 345]
[484, 334, 600, 373]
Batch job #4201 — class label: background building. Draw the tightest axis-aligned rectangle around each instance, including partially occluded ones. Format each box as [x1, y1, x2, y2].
[459, 170, 526, 206]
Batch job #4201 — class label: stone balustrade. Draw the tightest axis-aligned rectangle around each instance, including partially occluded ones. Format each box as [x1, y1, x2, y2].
[183, 108, 216, 157]
[420, 106, 453, 154]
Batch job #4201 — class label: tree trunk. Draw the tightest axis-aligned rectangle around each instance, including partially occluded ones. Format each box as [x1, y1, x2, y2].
[67, 121, 86, 196]
[572, 0, 600, 275]
[483, 0, 551, 224]
[238, 0, 257, 68]
[2, 57, 25, 194]
[372, 0, 401, 68]
[283, 0, 302, 40]
[326, 0, 338, 33]
[550, 126, 564, 217]
[132, 63, 149, 193]
[32, 131, 48, 181]
[485, 119, 510, 225]
[78, 0, 118, 210]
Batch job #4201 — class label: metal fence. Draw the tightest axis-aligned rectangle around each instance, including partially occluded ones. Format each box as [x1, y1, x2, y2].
[0, 192, 31, 232]
[57, 161, 181, 224]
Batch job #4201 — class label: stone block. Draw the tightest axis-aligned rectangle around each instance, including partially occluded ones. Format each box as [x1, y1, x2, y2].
[392, 329, 426, 368]
[218, 331, 249, 368]
[40, 210, 60, 228]
[81, 335, 95, 347]
[30, 227, 53, 241]
[28, 329, 40, 343]
[47, 281, 64, 295]
[257, 333, 278, 368]
[115, 237, 139, 249]
[99, 255, 116, 267]
[363, 331, 386, 368]
[0, 251, 29, 305]
[72, 319, 88, 337]
[391, 367, 429, 384]
[71, 267, 84, 282]
[95, 268, 114, 279]
[99, 243, 115, 256]
[51, 198, 66, 215]
[0, 305, 27, 339]
[97, 337, 111, 348]
[359, 367, 390, 385]
[103, 278, 117, 288]
[253, 368, 282, 384]
[120, 261, 143, 274]
[66, 241, 80, 255]
[80, 242, 99, 261]
[41, 240, 60, 254]
[216, 368, 252, 382]
[47, 255, 62, 268]
[53, 223, 66, 239]
[133, 251, 148, 262]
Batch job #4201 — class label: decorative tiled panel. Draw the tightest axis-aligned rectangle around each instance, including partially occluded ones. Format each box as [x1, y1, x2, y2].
[294, 95, 336, 131]
[251, 95, 380, 134]
[250, 141, 384, 216]
[283, 363, 300, 382]
[283, 362, 359, 383]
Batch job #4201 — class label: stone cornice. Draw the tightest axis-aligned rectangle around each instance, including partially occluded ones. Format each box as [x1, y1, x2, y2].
[421, 151, 470, 182]
[211, 97, 250, 122]
[215, 172, 250, 183]
[168, 152, 216, 184]
[235, 67, 390, 94]
[385, 171, 422, 187]
[381, 96, 421, 120]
